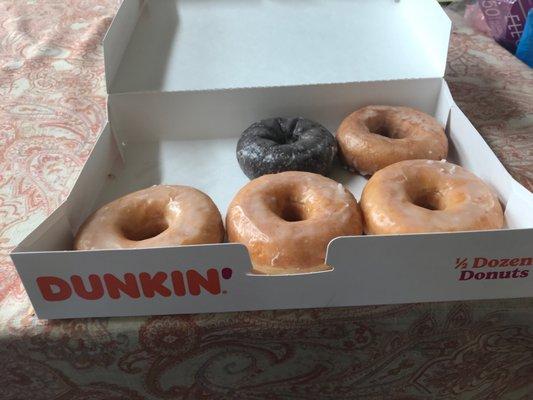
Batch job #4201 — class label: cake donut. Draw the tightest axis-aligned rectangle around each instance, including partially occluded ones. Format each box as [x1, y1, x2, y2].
[360, 160, 504, 234]
[74, 185, 225, 250]
[226, 171, 363, 274]
[236, 117, 337, 179]
[337, 106, 448, 175]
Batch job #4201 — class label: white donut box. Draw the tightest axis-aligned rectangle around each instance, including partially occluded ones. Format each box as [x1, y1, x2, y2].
[11, 0, 533, 319]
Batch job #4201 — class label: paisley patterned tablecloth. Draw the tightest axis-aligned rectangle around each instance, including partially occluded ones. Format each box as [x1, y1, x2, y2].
[1, 2, 532, 399]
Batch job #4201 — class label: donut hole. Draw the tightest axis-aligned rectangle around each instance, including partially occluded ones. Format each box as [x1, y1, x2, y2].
[273, 136, 296, 145]
[365, 114, 396, 138]
[271, 194, 310, 222]
[270, 131, 299, 145]
[372, 124, 391, 138]
[259, 118, 301, 146]
[411, 191, 443, 211]
[121, 204, 169, 241]
[280, 202, 307, 222]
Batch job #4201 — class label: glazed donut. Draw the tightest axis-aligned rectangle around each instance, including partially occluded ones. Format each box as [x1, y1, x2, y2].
[337, 106, 448, 175]
[74, 185, 224, 250]
[226, 171, 363, 274]
[236, 117, 337, 179]
[360, 160, 504, 234]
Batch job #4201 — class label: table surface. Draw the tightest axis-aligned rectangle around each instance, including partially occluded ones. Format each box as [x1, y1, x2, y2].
[1, 2, 532, 399]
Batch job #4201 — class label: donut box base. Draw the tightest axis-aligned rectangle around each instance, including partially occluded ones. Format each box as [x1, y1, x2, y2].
[11, 0, 533, 319]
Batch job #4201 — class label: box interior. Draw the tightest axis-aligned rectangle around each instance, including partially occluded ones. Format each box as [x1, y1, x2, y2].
[96, 80, 530, 245]
[108, 0, 451, 93]
[102, 79, 447, 215]
[15, 76, 533, 255]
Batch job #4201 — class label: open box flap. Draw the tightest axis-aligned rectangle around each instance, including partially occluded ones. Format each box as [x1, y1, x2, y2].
[104, 0, 452, 94]
[103, 0, 145, 92]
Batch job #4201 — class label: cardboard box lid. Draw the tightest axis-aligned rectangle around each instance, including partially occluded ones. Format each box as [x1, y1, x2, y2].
[104, 0, 452, 94]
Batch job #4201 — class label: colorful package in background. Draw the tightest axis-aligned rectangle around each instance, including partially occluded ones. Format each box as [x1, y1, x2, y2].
[516, 9, 533, 66]
[465, 2, 493, 35]
[478, 0, 533, 53]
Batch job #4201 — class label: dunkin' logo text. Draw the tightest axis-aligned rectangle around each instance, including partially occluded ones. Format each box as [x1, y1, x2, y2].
[36, 268, 234, 301]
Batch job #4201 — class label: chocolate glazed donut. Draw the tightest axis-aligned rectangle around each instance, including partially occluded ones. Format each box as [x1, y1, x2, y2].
[236, 117, 337, 179]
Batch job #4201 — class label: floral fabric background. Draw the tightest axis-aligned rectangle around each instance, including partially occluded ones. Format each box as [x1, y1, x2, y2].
[0, 1, 532, 399]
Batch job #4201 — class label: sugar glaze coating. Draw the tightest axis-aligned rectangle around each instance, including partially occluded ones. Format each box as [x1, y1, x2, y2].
[237, 117, 337, 179]
[226, 171, 363, 274]
[361, 160, 504, 234]
[75, 185, 224, 250]
[337, 106, 448, 175]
